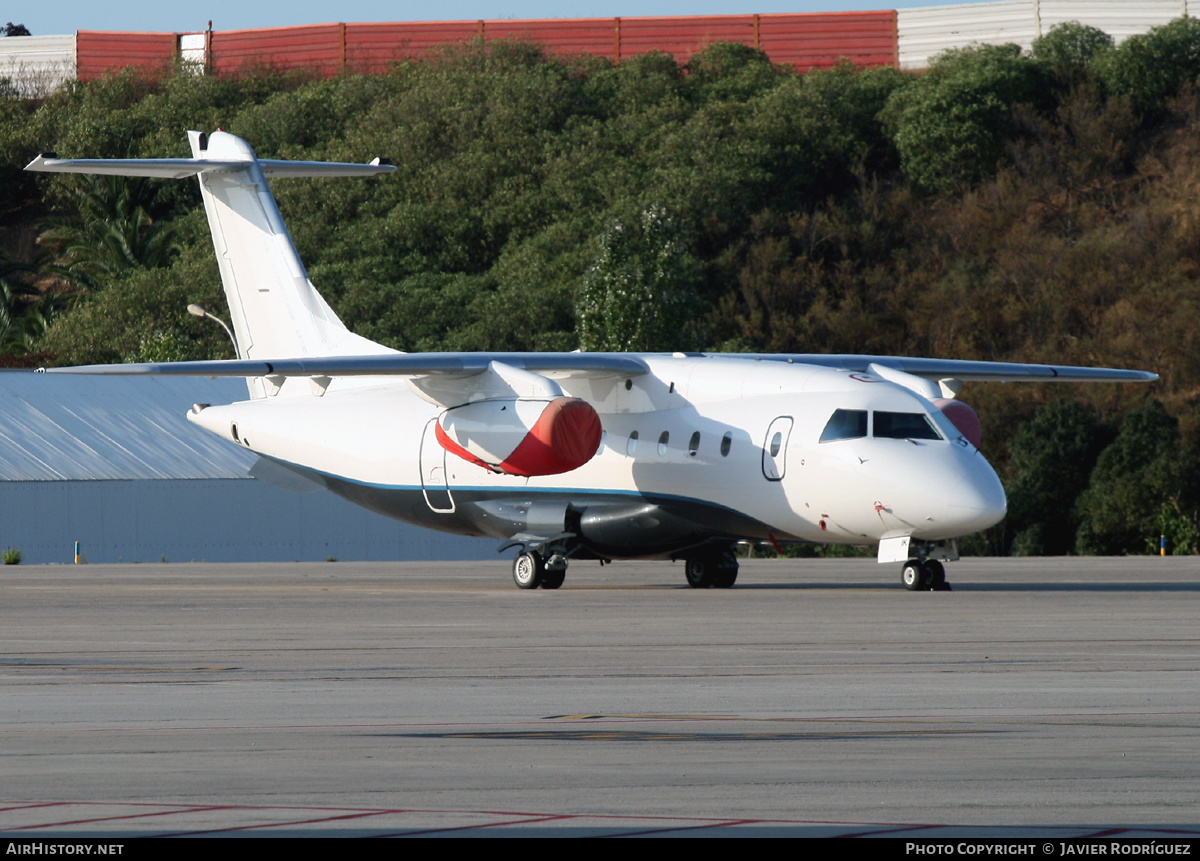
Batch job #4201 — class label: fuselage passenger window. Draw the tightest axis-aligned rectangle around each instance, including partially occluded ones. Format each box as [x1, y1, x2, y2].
[627, 431, 639, 456]
[720, 431, 732, 457]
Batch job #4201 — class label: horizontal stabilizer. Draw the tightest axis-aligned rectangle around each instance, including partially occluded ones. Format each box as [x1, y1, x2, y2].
[24, 154, 396, 179]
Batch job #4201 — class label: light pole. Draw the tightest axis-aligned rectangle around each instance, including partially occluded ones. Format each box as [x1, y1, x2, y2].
[187, 303, 238, 357]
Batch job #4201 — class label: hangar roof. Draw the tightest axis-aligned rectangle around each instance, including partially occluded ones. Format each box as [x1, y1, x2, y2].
[0, 372, 256, 481]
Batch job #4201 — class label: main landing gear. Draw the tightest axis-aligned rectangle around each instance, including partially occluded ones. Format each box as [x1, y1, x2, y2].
[901, 558, 950, 591]
[512, 549, 568, 590]
[683, 547, 739, 588]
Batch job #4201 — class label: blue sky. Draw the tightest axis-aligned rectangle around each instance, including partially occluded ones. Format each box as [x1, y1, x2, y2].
[16, 1, 967, 37]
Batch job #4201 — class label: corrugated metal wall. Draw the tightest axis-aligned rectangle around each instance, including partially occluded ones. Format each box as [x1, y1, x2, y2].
[61, 13, 901, 80]
[0, 376, 493, 564]
[898, 0, 1196, 69]
[899, 1, 1034, 70]
[617, 16, 758, 64]
[76, 31, 177, 80]
[759, 12, 897, 70]
[14, 4, 1200, 89]
[0, 478, 495, 564]
[211, 23, 346, 77]
[478, 19, 618, 62]
[346, 21, 483, 73]
[0, 34, 75, 97]
[1037, 0, 1191, 43]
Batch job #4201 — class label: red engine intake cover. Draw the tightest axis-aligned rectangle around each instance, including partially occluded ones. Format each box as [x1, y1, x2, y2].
[435, 397, 603, 477]
[500, 397, 603, 476]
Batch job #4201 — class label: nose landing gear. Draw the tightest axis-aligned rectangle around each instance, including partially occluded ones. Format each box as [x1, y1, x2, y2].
[881, 537, 956, 592]
[901, 557, 950, 591]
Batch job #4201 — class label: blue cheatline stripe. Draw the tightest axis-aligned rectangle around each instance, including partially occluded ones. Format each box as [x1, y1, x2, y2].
[259, 454, 769, 524]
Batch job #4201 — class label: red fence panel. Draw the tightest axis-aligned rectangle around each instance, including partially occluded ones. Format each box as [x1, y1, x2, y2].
[483, 18, 618, 60]
[211, 24, 344, 76]
[346, 21, 482, 73]
[79, 13, 900, 81]
[76, 31, 177, 80]
[618, 15, 757, 65]
[758, 12, 897, 70]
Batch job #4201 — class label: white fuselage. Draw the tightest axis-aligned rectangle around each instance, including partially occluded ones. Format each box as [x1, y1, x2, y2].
[188, 355, 1007, 556]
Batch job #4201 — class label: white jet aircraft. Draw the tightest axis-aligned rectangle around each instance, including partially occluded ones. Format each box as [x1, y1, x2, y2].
[27, 131, 1157, 590]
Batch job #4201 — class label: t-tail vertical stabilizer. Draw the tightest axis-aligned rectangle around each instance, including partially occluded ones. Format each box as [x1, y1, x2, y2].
[25, 130, 397, 398]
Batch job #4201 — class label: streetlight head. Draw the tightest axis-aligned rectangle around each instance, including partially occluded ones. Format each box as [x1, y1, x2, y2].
[187, 304, 207, 318]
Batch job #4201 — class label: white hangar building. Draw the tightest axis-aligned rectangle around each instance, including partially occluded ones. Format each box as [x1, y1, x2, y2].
[0, 372, 495, 564]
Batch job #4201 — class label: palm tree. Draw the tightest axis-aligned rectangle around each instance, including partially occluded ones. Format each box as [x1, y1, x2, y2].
[38, 174, 178, 291]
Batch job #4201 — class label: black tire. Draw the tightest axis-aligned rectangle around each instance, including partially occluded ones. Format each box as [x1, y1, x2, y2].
[925, 559, 946, 589]
[541, 567, 566, 590]
[513, 551, 544, 589]
[901, 559, 928, 591]
[714, 550, 739, 588]
[685, 557, 714, 588]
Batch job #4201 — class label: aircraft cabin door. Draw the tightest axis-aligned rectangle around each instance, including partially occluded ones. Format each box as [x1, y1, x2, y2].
[420, 418, 455, 513]
[761, 416, 794, 481]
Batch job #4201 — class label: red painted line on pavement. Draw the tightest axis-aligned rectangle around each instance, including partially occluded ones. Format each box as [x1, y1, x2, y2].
[7, 805, 232, 830]
[836, 823, 945, 838]
[599, 818, 759, 837]
[374, 814, 576, 836]
[153, 808, 415, 836]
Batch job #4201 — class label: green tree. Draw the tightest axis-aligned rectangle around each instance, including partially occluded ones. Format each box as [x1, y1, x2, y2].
[1094, 16, 1200, 115]
[38, 175, 178, 291]
[684, 41, 781, 104]
[1075, 400, 1183, 555]
[883, 43, 1050, 193]
[1031, 21, 1114, 84]
[578, 204, 700, 351]
[0, 279, 55, 356]
[39, 240, 225, 366]
[1004, 400, 1110, 555]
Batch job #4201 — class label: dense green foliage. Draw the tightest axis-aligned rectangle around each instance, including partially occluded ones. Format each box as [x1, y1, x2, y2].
[4, 21, 1200, 554]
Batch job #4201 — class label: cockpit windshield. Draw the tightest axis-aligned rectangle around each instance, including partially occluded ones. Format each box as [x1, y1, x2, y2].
[820, 409, 868, 442]
[873, 411, 942, 440]
[820, 409, 943, 442]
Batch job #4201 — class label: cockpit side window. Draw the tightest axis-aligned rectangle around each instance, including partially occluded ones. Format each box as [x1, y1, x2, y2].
[820, 409, 868, 443]
[874, 411, 942, 440]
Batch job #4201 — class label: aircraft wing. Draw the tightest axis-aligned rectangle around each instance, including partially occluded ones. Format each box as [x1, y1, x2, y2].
[731, 354, 1158, 384]
[40, 352, 1155, 384]
[41, 353, 652, 408]
[38, 352, 650, 379]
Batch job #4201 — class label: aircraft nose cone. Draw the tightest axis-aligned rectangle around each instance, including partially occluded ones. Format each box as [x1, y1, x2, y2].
[944, 455, 1007, 533]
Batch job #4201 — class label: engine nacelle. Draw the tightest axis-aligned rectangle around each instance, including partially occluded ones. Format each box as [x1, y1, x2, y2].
[933, 398, 983, 448]
[435, 396, 603, 476]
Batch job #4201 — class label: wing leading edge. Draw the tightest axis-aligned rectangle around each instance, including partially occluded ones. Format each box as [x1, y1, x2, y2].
[40, 352, 1155, 385]
[720, 353, 1158, 384]
[39, 352, 652, 379]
